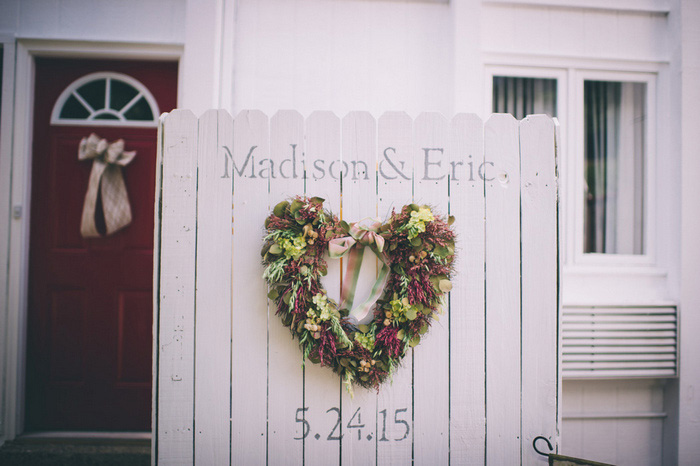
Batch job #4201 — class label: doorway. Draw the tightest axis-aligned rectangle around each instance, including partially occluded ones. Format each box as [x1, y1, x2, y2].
[25, 58, 177, 431]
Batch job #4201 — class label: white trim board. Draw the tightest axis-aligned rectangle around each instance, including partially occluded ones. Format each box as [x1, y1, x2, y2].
[1, 38, 182, 444]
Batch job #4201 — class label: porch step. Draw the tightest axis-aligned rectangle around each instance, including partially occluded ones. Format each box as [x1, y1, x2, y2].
[0, 438, 150, 466]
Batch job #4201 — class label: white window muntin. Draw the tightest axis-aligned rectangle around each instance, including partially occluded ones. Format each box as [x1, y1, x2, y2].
[573, 70, 656, 267]
[50, 71, 160, 128]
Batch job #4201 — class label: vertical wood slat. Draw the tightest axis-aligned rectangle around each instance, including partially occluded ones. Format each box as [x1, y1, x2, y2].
[340, 111, 378, 466]
[376, 112, 414, 465]
[267, 110, 305, 465]
[520, 115, 559, 465]
[157, 109, 198, 465]
[152, 112, 165, 466]
[449, 114, 486, 465]
[231, 110, 269, 465]
[413, 112, 450, 465]
[194, 109, 233, 465]
[304, 111, 342, 466]
[485, 114, 522, 465]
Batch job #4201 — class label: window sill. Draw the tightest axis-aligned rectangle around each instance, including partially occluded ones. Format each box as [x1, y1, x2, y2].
[562, 265, 673, 307]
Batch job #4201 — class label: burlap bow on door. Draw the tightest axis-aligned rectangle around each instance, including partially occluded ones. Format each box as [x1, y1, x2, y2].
[78, 133, 137, 238]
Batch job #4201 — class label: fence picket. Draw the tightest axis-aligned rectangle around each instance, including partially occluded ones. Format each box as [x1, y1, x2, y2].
[304, 111, 342, 466]
[194, 109, 233, 464]
[413, 112, 450, 465]
[157, 109, 198, 465]
[268, 110, 306, 464]
[449, 113, 486, 465]
[520, 115, 559, 465]
[340, 111, 379, 466]
[484, 114, 521, 465]
[231, 110, 269, 465]
[376, 112, 414, 465]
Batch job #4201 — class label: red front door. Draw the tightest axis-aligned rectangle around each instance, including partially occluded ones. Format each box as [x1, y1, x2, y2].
[25, 58, 177, 431]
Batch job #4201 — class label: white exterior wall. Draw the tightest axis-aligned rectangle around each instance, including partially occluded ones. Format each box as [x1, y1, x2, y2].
[0, 0, 186, 44]
[232, 0, 454, 117]
[1, 0, 698, 464]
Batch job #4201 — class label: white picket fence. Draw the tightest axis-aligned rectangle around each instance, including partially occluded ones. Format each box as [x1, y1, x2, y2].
[153, 109, 560, 465]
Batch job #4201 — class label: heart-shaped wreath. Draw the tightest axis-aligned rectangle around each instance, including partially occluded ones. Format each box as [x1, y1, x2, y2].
[261, 196, 456, 392]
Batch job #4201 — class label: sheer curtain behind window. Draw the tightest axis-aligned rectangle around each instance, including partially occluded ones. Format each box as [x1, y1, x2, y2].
[584, 80, 645, 255]
[493, 76, 557, 119]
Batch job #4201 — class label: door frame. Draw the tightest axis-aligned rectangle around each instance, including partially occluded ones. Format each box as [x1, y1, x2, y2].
[2, 39, 182, 442]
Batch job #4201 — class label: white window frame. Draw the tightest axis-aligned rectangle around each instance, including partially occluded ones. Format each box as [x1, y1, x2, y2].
[573, 70, 657, 267]
[485, 58, 668, 306]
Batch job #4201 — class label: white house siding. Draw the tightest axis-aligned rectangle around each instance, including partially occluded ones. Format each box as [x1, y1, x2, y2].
[563, 379, 666, 465]
[0, 0, 186, 44]
[232, 0, 454, 118]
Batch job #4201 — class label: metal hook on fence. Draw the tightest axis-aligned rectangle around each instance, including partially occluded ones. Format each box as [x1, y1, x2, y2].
[533, 435, 553, 457]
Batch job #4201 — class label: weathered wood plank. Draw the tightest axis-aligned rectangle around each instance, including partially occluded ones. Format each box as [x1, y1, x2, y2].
[340, 111, 379, 466]
[268, 110, 305, 464]
[376, 112, 414, 465]
[520, 115, 558, 465]
[152, 112, 165, 466]
[304, 111, 342, 466]
[413, 112, 450, 465]
[157, 109, 198, 465]
[194, 109, 233, 465]
[449, 113, 486, 465]
[231, 110, 269, 465]
[484, 114, 521, 465]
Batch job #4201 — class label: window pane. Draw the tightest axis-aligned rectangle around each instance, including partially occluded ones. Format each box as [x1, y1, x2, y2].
[493, 76, 557, 119]
[584, 80, 645, 254]
[123, 96, 154, 121]
[59, 94, 91, 119]
[110, 79, 139, 111]
[77, 79, 106, 111]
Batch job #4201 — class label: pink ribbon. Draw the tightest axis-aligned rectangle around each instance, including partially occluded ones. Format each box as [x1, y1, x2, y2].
[328, 218, 390, 326]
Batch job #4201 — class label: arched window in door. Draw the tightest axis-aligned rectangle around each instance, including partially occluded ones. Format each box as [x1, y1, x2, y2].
[51, 72, 160, 127]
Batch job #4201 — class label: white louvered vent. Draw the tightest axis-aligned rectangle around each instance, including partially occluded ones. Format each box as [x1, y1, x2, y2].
[562, 306, 677, 379]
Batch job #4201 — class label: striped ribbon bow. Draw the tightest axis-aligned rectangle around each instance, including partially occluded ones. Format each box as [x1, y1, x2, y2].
[328, 218, 391, 326]
[78, 133, 137, 238]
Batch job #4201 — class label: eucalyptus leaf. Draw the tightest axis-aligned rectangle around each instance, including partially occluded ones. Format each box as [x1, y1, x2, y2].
[448, 215, 455, 225]
[310, 196, 325, 204]
[410, 237, 422, 247]
[405, 307, 418, 321]
[419, 323, 429, 335]
[274, 201, 289, 217]
[409, 336, 421, 347]
[269, 244, 282, 255]
[267, 289, 279, 300]
[397, 329, 405, 340]
[290, 199, 304, 214]
[339, 220, 350, 233]
[409, 203, 420, 212]
[358, 324, 370, 334]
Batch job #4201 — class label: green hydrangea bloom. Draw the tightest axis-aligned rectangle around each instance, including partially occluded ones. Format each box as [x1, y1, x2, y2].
[355, 332, 375, 351]
[406, 207, 434, 239]
[278, 235, 306, 260]
[312, 293, 332, 321]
